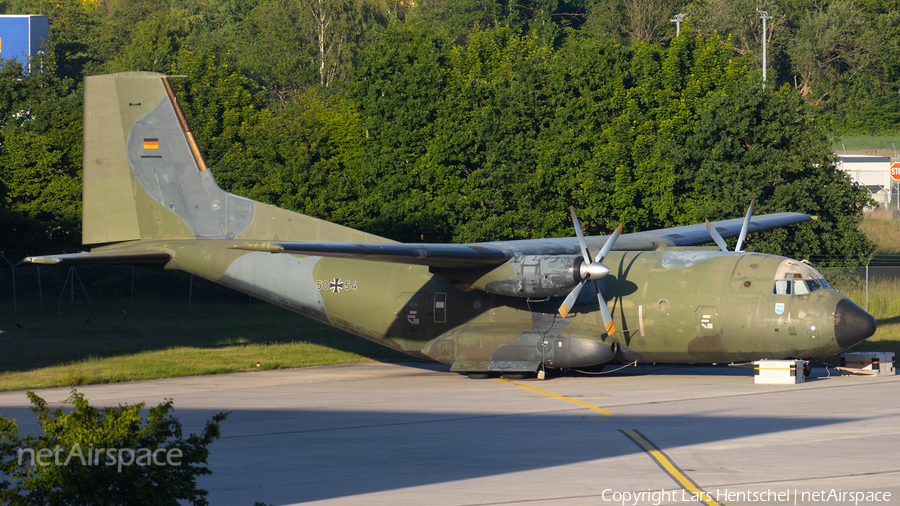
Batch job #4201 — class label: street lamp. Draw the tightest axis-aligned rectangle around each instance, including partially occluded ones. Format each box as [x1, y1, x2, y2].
[757, 9, 772, 88]
[670, 13, 686, 36]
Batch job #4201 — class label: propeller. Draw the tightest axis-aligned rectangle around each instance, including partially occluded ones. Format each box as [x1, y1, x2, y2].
[558, 207, 621, 336]
[705, 199, 754, 253]
[735, 198, 754, 252]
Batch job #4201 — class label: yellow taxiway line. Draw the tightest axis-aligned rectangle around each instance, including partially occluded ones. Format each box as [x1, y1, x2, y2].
[621, 429, 722, 506]
[496, 378, 720, 506]
[495, 378, 615, 416]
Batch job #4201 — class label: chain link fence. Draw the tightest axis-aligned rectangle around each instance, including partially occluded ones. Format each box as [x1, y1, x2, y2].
[805, 255, 900, 317]
[1, 261, 255, 316]
[3, 255, 900, 317]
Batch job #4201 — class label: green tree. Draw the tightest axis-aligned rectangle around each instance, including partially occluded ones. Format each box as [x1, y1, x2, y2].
[0, 390, 229, 505]
[305, 0, 389, 88]
[102, 7, 193, 74]
[234, 0, 319, 107]
[589, 32, 750, 231]
[684, 0, 791, 78]
[788, 1, 878, 102]
[685, 81, 875, 260]
[584, 0, 679, 44]
[222, 93, 369, 224]
[0, 51, 83, 255]
[168, 49, 266, 181]
[413, 0, 588, 44]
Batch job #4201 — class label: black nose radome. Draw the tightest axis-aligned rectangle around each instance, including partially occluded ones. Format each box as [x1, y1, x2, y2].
[834, 298, 877, 349]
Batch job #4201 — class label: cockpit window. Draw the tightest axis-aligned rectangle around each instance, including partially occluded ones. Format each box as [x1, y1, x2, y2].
[773, 280, 791, 295]
[773, 273, 826, 295]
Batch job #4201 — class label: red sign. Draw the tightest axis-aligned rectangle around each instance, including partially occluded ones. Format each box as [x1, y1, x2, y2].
[892, 162, 900, 180]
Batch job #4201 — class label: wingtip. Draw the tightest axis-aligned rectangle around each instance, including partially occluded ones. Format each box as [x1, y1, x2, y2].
[24, 256, 60, 265]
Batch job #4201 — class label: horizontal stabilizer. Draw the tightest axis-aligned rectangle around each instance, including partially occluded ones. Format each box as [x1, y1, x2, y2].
[25, 251, 172, 266]
[230, 242, 512, 268]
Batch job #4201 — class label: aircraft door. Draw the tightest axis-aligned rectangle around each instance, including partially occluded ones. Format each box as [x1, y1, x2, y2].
[771, 279, 794, 343]
[687, 305, 725, 360]
[434, 292, 447, 323]
[396, 292, 431, 338]
[696, 307, 718, 336]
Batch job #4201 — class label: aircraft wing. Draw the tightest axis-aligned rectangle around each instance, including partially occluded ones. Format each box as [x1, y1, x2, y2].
[626, 212, 811, 247]
[230, 242, 514, 268]
[230, 212, 811, 268]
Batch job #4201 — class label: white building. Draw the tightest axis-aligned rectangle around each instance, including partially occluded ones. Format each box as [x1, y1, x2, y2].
[836, 155, 894, 209]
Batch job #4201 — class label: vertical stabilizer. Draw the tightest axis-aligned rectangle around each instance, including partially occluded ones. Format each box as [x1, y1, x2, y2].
[81, 72, 389, 247]
[82, 73, 146, 245]
[82, 72, 254, 245]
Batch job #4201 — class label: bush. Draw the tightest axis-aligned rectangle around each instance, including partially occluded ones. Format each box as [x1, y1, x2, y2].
[0, 390, 229, 505]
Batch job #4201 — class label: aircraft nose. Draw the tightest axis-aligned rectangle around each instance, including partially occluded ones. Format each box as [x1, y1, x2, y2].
[834, 298, 877, 349]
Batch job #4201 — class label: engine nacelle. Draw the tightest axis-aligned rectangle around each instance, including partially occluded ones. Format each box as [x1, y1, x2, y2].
[440, 255, 584, 298]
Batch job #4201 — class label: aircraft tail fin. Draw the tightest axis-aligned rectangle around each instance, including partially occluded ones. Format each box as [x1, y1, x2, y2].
[82, 72, 254, 245]
[81, 72, 384, 247]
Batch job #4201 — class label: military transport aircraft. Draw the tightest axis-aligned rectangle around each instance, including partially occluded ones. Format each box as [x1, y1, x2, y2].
[25, 72, 877, 378]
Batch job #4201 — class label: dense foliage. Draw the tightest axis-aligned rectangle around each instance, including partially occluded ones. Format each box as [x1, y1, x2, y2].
[0, 390, 229, 505]
[0, 0, 884, 261]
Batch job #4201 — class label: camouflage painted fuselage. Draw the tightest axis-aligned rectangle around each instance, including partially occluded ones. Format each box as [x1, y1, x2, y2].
[148, 242, 858, 372]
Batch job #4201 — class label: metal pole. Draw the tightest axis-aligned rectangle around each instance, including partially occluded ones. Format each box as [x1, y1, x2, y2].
[57, 267, 72, 312]
[670, 14, 685, 36]
[37, 266, 43, 313]
[71, 268, 94, 311]
[757, 10, 772, 89]
[70, 266, 74, 310]
[1, 255, 16, 315]
[865, 261, 869, 313]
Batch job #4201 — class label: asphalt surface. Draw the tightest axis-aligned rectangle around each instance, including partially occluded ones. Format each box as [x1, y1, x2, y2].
[1, 362, 898, 505]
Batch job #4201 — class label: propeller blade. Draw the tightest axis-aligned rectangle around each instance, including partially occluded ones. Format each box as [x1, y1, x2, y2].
[705, 219, 729, 252]
[593, 224, 622, 264]
[594, 280, 616, 335]
[570, 207, 592, 264]
[735, 199, 754, 253]
[558, 281, 584, 318]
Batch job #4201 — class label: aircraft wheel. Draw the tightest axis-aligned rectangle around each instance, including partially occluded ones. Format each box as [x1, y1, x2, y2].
[466, 372, 491, 379]
[502, 373, 527, 380]
[803, 362, 812, 379]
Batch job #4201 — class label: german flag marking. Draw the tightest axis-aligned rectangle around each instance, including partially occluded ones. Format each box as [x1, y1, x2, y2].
[143, 138, 159, 149]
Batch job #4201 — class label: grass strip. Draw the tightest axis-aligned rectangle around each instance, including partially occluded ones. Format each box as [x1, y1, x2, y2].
[0, 300, 421, 392]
